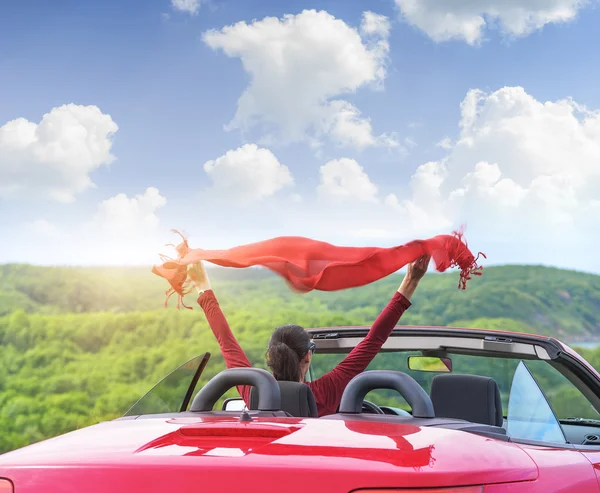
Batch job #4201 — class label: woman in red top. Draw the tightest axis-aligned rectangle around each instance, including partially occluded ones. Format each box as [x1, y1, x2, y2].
[187, 255, 430, 417]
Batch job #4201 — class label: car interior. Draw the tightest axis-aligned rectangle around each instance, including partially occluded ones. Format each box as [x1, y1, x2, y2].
[195, 364, 600, 447]
[119, 329, 600, 449]
[121, 359, 600, 448]
[204, 366, 509, 440]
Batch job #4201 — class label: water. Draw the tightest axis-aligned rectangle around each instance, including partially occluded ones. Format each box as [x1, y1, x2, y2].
[568, 341, 600, 349]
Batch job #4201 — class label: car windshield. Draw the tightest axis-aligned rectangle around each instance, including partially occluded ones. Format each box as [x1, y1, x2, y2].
[310, 347, 600, 439]
[124, 352, 210, 417]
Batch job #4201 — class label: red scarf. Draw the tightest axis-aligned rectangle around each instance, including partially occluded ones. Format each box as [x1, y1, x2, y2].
[152, 229, 485, 309]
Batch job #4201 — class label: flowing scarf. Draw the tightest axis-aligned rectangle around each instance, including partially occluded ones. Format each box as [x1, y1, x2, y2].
[152, 229, 485, 309]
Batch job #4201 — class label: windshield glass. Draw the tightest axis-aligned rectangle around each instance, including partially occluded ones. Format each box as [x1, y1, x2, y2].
[124, 352, 210, 416]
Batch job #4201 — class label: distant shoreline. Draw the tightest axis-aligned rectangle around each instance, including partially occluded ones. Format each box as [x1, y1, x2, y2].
[568, 340, 600, 348]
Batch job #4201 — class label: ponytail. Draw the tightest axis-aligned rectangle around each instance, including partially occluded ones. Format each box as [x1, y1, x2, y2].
[267, 342, 301, 381]
[266, 324, 311, 382]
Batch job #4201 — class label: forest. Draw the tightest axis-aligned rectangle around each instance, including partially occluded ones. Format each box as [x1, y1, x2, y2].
[1, 262, 600, 454]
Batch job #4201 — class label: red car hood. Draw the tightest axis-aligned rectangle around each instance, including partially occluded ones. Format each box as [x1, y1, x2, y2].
[0, 416, 538, 492]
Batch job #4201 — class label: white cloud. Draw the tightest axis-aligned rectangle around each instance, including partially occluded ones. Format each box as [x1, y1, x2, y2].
[91, 187, 167, 236]
[25, 219, 64, 238]
[0, 104, 118, 203]
[394, 0, 590, 45]
[202, 9, 397, 150]
[385, 161, 453, 233]
[404, 137, 417, 148]
[394, 86, 600, 246]
[361, 11, 392, 38]
[306, 86, 600, 266]
[171, 0, 200, 15]
[317, 158, 378, 203]
[19, 188, 168, 266]
[15, 85, 600, 273]
[437, 137, 453, 150]
[203, 144, 294, 202]
[288, 87, 600, 270]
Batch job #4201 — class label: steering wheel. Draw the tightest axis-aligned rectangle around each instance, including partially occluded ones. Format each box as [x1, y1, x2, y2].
[361, 399, 385, 414]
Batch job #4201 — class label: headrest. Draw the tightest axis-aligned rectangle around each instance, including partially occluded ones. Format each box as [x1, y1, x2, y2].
[250, 381, 318, 418]
[190, 367, 280, 412]
[430, 374, 503, 427]
[338, 370, 435, 418]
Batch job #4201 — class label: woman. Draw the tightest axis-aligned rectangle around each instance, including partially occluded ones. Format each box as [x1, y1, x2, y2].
[187, 255, 430, 417]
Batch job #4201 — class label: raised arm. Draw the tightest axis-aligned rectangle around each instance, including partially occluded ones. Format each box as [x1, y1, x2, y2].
[189, 262, 252, 406]
[309, 255, 430, 416]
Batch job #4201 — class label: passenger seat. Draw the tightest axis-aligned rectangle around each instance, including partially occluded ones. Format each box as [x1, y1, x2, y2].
[430, 374, 504, 427]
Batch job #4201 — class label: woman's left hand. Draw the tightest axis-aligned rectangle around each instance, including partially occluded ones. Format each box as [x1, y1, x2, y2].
[397, 254, 430, 300]
[406, 254, 431, 283]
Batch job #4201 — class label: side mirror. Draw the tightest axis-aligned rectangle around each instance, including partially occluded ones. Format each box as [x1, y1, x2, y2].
[222, 398, 247, 411]
[408, 356, 452, 373]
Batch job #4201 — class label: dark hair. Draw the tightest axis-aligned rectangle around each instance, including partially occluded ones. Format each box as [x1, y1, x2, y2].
[266, 324, 312, 381]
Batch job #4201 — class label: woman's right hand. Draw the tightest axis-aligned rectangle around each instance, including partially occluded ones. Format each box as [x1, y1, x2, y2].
[187, 261, 212, 292]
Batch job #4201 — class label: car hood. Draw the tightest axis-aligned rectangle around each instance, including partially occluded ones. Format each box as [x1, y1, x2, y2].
[0, 416, 538, 492]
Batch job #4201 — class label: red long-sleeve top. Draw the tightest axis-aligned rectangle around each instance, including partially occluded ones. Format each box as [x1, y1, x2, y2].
[198, 289, 411, 417]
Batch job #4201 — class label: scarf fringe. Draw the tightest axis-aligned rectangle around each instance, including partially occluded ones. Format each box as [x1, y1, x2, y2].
[448, 228, 486, 290]
[163, 285, 194, 310]
[455, 251, 486, 290]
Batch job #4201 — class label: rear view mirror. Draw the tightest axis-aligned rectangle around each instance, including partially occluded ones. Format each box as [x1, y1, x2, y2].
[408, 356, 452, 372]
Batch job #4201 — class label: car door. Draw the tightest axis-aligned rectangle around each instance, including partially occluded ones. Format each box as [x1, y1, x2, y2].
[123, 352, 211, 417]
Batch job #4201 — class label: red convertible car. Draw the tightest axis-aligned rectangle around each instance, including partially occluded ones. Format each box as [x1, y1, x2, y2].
[2, 325, 600, 492]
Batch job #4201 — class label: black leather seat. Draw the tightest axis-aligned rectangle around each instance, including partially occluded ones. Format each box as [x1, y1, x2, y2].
[430, 374, 504, 427]
[250, 381, 318, 418]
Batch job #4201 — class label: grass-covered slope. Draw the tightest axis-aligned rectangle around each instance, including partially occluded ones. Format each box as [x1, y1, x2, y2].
[2, 263, 600, 339]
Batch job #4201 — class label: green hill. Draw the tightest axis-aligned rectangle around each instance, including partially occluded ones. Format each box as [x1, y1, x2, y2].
[2, 263, 600, 340]
[2, 262, 600, 455]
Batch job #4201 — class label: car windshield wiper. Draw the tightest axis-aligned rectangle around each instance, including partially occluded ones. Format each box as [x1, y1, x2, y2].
[561, 417, 600, 426]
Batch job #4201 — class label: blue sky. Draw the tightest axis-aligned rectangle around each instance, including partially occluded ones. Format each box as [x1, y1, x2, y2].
[1, 0, 600, 272]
